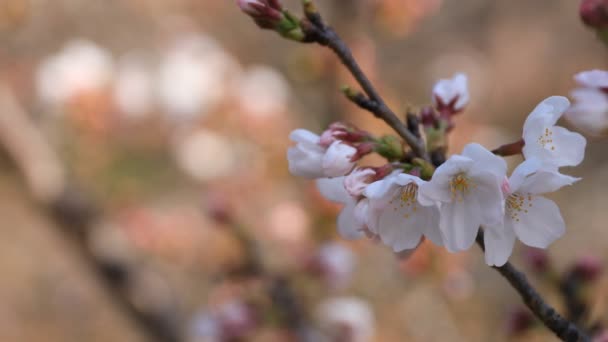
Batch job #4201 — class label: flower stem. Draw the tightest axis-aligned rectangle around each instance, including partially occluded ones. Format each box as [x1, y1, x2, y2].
[300, 8, 428, 161]
[476, 230, 589, 342]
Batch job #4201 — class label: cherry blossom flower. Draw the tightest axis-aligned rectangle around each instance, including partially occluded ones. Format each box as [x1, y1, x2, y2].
[432, 73, 469, 114]
[363, 172, 442, 252]
[316, 176, 379, 239]
[287, 129, 356, 179]
[522, 96, 587, 167]
[574, 69, 608, 90]
[419, 143, 507, 252]
[483, 158, 579, 266]
[566, 88, 608, 135]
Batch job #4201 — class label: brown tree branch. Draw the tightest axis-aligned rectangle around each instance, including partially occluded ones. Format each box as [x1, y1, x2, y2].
[300, 5, 428, 160]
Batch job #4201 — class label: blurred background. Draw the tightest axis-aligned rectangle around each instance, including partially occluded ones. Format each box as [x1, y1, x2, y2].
[0, 0, 607, 341]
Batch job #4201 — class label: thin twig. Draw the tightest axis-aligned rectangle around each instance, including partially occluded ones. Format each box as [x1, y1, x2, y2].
[300, 7, 428, 160]
[476, 230, 589, 342]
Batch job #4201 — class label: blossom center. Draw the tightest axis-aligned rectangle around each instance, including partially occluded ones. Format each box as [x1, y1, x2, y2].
[537, 127, 556, 151]
[389, 183, 418, 219]
[506, 192, 534, 222]
[449, 173, 473, 201]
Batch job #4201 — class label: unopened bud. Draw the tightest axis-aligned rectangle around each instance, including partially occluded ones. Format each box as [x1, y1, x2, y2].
[237, 0, 305, 41]
[581, 0, 608, 29]
[523, 247, 550, 273]
[374, 135, 404, 161]
[319, 122, 370, 147]
[573, 254, 603, 282]
[504, 307, 535, 336]
[420, 106, 438, 128]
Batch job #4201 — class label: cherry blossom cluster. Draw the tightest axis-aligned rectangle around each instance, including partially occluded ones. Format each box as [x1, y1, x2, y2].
[288, 75, 587, 266]
[566, 69, 608, 135]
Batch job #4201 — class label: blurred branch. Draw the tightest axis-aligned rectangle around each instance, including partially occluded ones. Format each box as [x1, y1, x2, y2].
[0, 84, 182, 342]
[476, 230, 588, 342]
[222, 219, 309, 339]
[300, 3, 428, 161]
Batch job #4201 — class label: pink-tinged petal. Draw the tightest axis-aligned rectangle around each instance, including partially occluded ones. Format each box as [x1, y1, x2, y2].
[523, 96, 570, 132]
[484, 225, 516, 266]
[344, 168, 376, 197]
[550, 126, 587, 167]
[363, 172, 399, 199]
[463, 143, 507, 180]
[337, 202, 365, 240]
[316, 177, 349, 204]
[511, 196, 565, 248]
[439, 200, 482, 252]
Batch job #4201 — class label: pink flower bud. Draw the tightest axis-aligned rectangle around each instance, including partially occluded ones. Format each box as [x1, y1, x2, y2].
[319, 122, 369, 148]
[523, 247, 550, 273]
[420, 106, 438, 128]
[237, 0, 284, 30]
[573, 254, 603, 282]
[504, 307, 534, 336]
[580, 0, 608, 29]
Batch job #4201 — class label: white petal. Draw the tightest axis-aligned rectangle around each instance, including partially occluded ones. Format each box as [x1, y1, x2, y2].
[484, 225, 516, 266]
[472, 171, 505, 227]
[322, 141, 356, 177]
[287, 147, 324, 178]
[523, 96, 570, 131]
[377, 204, 424, 252]
[316, 177, 349, 204]
[508, 158, 543, 193]
[463, 143, 507, 180]
[439, 200, 481, 252]
[519, 169, 580, 195]
[511, 196, 565, 248]
[337, 202, 365, 240]
[565, 88, 608, 135]
[289, 129, 321, 145]
[550, 126, 586, 167]
[422, 206, 443, 246]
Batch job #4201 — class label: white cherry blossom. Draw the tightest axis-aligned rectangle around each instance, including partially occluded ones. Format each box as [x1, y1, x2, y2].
[364, 172, 442, 252]
[566, 88, 608, 136]
[522, 96, 587, 167]
[483, 158, 580, 266]
[432, 73, 469, 113]
[287, 129, 356, 179]
[419, 143, 507, 252]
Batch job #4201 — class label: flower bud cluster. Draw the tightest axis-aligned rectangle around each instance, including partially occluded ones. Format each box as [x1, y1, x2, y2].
[287, 91, 586, 266]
